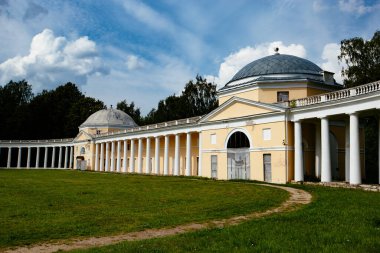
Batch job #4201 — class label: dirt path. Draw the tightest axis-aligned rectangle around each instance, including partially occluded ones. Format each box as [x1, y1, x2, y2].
[4, 184, 312, 253]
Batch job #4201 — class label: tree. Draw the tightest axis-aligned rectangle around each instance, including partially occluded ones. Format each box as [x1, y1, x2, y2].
[182, 75, 218, 116]
[0, 80, 34, 139]
[116, 100, 142, 125]
[338, 30, 380, 87]
[143, 75, 217, 124]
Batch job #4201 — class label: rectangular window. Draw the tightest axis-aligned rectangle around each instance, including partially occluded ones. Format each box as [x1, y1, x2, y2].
[277, 91, 289, 102]
[211, 134, 217, 145]
[211, 155, 217, 179]
[96, 130, 101, 135]
[263, 128, 271, 141]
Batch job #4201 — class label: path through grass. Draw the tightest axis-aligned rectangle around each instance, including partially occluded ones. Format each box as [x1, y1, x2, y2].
[0, 169, 287, 248]
[76, 184, 380, 252]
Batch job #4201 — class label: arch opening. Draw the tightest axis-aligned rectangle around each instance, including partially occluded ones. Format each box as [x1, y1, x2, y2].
[227, 131, 250, 180]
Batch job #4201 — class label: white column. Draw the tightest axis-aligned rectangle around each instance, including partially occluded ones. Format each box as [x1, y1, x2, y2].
[123, 140, 127, 172]
[105, 142, 110, 172]
[349, 113, 361, 184]
[70, 146, 73, 169]
[129, 139, 135, 173]
[198, 132, 202, 176]
[164, 135, 169, 175]
[110, 141, 115, 172]
[26, 147, 31, 168]
[174, 134, 180, 176]
[58, 147, 62, 168]
[51, 147, 56, 168]
[7, 147, 11, 168]
[137, 138, 143, 173]
[146, 137, 151, 174]
[64, 146, 68, 169]
[35, 147, 40, 169]
[155, 136, 160, 174]
[186, 132, 191, 176]
[17, 147, 22, 168]
[44, 147, 48, 168]
[116, 141, 121, 172]
[100, 143, 104, 171]
[345, 121, 350, 182]
[321, 117, 331, 182]
[294, 121, 304, 182]
[315, 124, 321, 179]
[95, 143, 99, 171]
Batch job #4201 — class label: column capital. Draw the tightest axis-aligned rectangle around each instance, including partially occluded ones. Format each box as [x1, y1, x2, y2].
[346, 111, 358, 116]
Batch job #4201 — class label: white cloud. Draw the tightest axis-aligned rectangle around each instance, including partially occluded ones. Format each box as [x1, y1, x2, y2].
[320, 43, 345, 84]
[338, 0, 380, 15]
[207, 41, 306, 87]
[125, 55, 145, 70]
[122, 0, 175, 33]
[0, 29, 108, 90]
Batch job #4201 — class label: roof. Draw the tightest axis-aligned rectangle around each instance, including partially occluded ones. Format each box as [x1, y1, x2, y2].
[79, 108, 138, 129]
[228, 54, 323, 84]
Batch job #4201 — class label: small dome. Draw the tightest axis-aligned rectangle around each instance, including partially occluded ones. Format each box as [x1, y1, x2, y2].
[80, 108, 138, 129]
[226, 54, 325, 85]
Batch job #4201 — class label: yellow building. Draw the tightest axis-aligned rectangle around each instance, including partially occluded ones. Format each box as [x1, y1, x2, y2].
[1, 53, 380, 185]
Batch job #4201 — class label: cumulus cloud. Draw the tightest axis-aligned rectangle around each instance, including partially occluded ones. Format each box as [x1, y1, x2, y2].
[320, 43, 345, 84]
[206, 41, 306, 87]
[0, 29, 108, 90]
[338, 0, 380, 15]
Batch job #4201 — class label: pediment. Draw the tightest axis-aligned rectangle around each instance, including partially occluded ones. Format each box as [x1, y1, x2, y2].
[200, 97, 285, 122]
[73, 131, 94, 142]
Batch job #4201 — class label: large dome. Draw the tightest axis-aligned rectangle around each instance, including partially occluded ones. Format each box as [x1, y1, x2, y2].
[80, 107, 138, 129]
[227, 54, 325, 85]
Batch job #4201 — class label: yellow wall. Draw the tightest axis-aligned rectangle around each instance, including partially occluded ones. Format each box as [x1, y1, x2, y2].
[208, 102, 273, 121]
[200, 122, 288, 183]
[219, 84, 338, 105]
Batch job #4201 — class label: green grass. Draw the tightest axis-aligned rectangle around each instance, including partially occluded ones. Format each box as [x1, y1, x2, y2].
[74, 185, 380, 253]
[0, 169, 287, 248]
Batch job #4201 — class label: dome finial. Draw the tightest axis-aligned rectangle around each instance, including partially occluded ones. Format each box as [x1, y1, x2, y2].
[274, 47, 279, 55]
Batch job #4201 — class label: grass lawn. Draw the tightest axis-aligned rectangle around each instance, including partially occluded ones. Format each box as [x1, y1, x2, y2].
[74, 184, 380, 253]
[0, 169, 287, 248]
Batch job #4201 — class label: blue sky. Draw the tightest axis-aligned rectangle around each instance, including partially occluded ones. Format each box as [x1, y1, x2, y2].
[0, 0, 379, 114]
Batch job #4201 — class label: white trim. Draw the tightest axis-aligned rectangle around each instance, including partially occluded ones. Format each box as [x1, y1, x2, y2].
[203, 146, 292, 153]
[218, 80, 338, 97]
[224, 128, 253, 149]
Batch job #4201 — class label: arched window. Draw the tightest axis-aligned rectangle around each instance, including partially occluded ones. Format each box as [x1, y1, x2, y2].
[227, 131, 250, 148]
[80, 147, 86, 154]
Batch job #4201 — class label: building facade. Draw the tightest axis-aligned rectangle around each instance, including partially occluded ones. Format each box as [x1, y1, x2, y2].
[1, 53, 380, 185]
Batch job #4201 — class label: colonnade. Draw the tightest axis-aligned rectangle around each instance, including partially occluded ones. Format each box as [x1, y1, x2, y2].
[294, 114, 380, 184]
[94, 132, 198, 176]
[2, 145, 74, 169]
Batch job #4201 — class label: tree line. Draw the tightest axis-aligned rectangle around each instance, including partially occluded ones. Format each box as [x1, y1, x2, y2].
[0, 76, 217, 140]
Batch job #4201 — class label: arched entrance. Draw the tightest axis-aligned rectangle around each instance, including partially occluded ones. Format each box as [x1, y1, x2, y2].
[227, 131, 250, 180]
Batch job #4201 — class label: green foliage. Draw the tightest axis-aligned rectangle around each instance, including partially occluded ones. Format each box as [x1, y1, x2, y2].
[142, 75, 217, 124]
[116, 100, 142, 125]
[338, 30, 380, 87]
[0, 81, 104, 139]
[0, 170, 286, 248]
